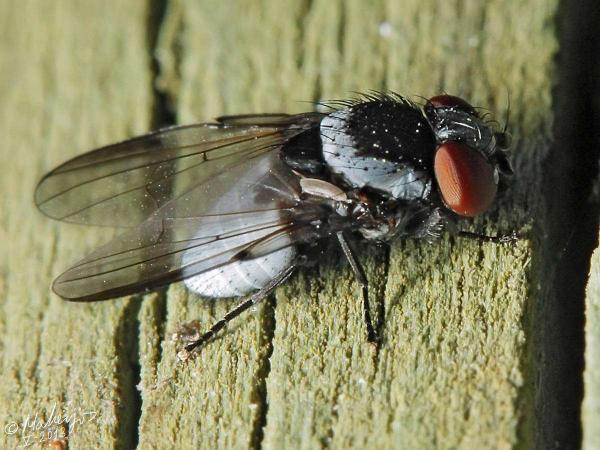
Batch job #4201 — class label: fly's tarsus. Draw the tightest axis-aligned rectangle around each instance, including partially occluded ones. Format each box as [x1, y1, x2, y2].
[336, 231, 381, 345]
[458, 230, 520, 244]
[175, 264, 296, 361]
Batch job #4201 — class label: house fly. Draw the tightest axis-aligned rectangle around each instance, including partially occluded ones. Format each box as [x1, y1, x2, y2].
[35, 92, 515, 359]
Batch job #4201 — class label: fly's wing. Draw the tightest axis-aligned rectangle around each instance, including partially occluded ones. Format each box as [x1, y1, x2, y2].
[216, 112, 324, 127]
[50, 138, 345, 301]
[35, 113, 323, 227]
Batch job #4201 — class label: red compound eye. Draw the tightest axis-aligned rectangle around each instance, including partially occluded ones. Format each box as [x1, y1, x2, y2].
[434, 142, 497, 217]
[426, 95, 476, 115]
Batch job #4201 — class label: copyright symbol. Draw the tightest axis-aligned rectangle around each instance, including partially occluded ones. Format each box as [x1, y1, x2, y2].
[4, 422, 18, 435]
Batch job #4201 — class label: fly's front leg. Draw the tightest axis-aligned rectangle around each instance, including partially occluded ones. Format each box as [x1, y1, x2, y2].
[336, 231, 379, 344]
[175, 264, 296, 361]
[458, 230, 520, 244]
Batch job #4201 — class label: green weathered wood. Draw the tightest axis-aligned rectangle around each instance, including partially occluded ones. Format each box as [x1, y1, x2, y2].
[0, 0, 560, 449]
[0, 1, 153, 448]
[583, 236, 600, 450]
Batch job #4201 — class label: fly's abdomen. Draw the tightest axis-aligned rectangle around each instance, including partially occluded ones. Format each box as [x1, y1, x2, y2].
[181, 152, 299, 298]
[183, 220, 296, 298]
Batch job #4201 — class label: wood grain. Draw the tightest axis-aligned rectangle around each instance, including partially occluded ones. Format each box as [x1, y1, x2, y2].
[584, 239, 600, 450]
[0, 1, 153, 448]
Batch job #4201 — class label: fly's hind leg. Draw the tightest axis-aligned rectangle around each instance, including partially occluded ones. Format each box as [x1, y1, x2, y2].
[175, 264, 296, 361]
[336, 231, 379, 344]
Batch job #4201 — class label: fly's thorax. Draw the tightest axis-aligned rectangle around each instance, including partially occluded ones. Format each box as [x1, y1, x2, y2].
[320, 101, 437, 203]
[393, 205, 449, 241]
[345, 185, 449, 242]
[280, 126, 326, 176]
[361, 202, 449, 241]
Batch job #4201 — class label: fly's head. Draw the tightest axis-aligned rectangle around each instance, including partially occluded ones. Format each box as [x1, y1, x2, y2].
[424, 94, 513, 218]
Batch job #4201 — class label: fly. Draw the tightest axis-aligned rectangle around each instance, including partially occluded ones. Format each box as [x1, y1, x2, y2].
[34, 92, 516, 360]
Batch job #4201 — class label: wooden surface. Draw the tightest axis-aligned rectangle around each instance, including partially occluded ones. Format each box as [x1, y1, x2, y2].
[584, 238, 600, 450]
[0, 0, 584, 449]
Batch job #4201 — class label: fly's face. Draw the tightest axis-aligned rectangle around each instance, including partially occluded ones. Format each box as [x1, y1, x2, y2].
[424, 94, 513, 217]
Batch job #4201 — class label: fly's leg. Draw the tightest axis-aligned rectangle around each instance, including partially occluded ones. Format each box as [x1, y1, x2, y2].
[336, 231, 379, 344]
[458, 230, 520, 244]
[176, 264, 296, 361]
